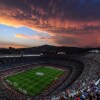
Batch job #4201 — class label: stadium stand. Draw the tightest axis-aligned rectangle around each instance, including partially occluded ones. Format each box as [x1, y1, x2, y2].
[0, 54, 100, 100]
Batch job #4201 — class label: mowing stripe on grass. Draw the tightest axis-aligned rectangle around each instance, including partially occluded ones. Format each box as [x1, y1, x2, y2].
[4, 67, 64, 96]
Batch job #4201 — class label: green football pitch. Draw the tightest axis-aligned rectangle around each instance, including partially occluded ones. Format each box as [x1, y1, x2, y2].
[4, 67, 64, 96]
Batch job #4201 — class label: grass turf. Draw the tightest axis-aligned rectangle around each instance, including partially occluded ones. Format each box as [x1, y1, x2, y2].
[4, 67, 64, 96]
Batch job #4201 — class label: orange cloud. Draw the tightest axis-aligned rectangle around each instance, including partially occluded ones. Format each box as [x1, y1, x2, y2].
[15, 34, 34, 39]
[0, 0, 100, 47]
[0, 41, 28, 48]
[15, 33, 49, 40]
[0, 45, 24, 48]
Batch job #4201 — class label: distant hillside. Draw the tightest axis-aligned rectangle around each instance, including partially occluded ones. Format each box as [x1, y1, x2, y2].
[0, 45, 100, 54]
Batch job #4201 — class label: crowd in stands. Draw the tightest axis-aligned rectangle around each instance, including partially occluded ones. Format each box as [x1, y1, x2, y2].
[58, 80, 100, 100]
[0, 57, 72, 100]
[0, 53, 100, 100]
[53, 54, 100, 100]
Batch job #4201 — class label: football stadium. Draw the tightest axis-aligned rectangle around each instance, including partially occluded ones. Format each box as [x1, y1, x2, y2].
[0, 0, 100, 100]
[0, 51, 100, 100]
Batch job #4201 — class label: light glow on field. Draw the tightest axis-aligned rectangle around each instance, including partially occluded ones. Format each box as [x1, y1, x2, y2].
[36, 72, 44, 76]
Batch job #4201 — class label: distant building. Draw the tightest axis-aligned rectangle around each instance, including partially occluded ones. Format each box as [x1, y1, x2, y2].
[58, 52, 66, 55]
[89, 50, 99, 53]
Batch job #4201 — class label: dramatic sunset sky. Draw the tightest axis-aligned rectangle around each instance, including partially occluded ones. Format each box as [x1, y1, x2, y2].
[0, 0, 100, 48]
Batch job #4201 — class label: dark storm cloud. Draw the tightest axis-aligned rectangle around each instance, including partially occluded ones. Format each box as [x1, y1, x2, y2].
[0, 0, 100, 47]
[0, 0, 100, 21]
